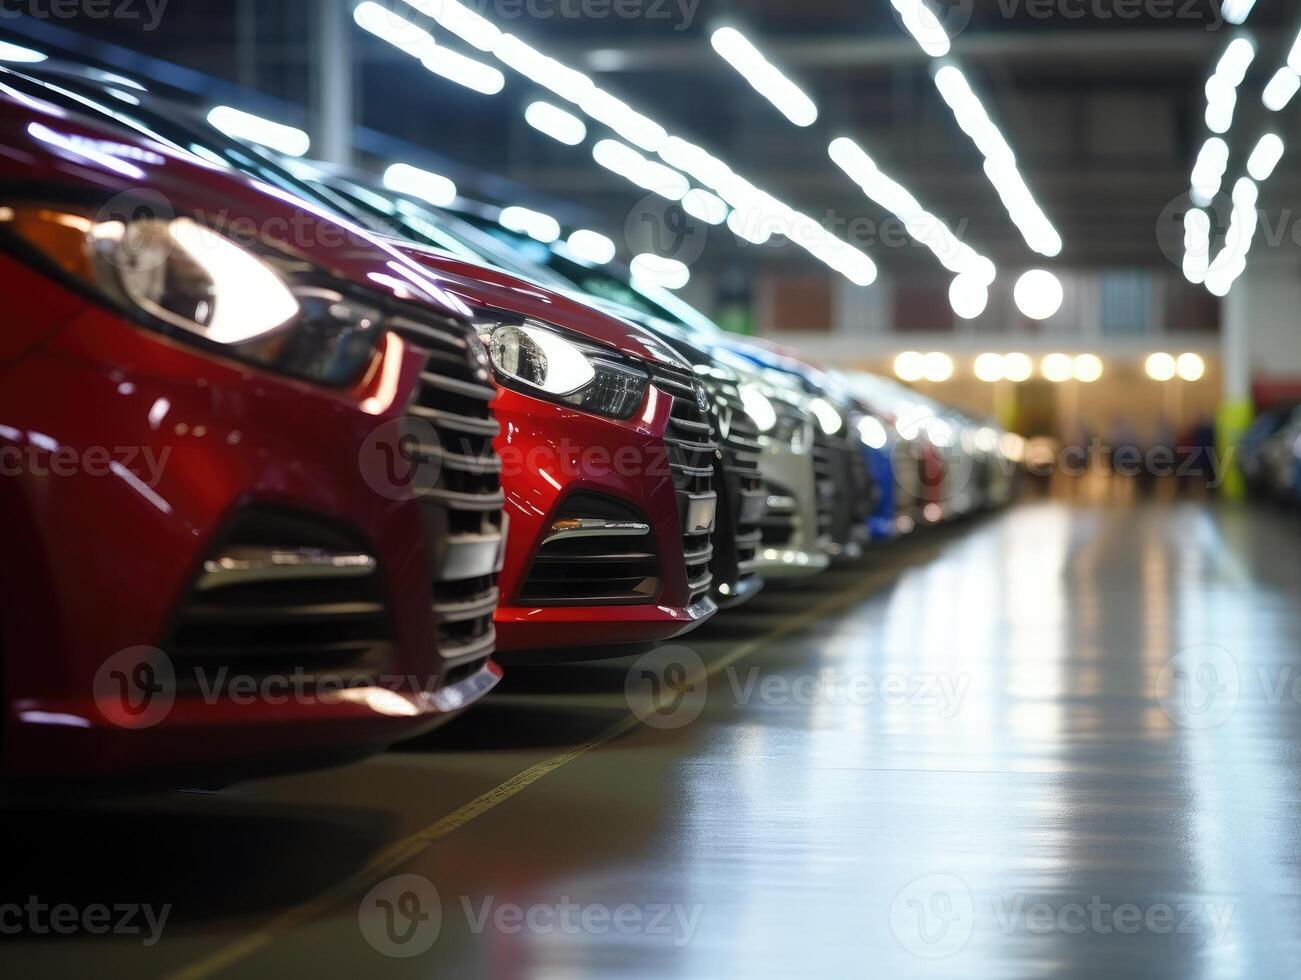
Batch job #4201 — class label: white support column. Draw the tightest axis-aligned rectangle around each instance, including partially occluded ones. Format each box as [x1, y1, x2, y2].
[1221, 279, 1251, 405]
[313, 0, 354, 167]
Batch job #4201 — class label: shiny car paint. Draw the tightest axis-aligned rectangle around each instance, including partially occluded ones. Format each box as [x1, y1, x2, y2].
[0, 70, 504, 785]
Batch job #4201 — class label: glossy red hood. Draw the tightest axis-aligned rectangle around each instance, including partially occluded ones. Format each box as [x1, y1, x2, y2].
[396, 241, 690, 372]
[0, 67, 472, 323]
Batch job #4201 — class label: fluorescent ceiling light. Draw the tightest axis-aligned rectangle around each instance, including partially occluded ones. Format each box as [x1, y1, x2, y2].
[578, 87, 667, 152]
[932, 66, 1061, 258]
[829, 136, 995, 282]
[400, 0, 500, 52]
[355, 1, 503, 93]
[1263, 69, 1300, 111]
[1041, 353, 1074, 384]
[1223, 0, 1258, 24]
[1177, 353, 1206, 382]
[1204, 178, 1259, 296]
[500, 205, 561, 243]
[1204, 76, 1237, 133]
[1189, 137, 1229, 206]
[417, 1, 875, 284]
[1247, 133, 1284, 181]
[524, 101, 587, 145]
[948, 273, 989, 319]
[681, 188, 729, 225]
[1073, 354, 1104, 383]
[1215, 37, 1255, 86]
[384, 163, 457, 206]
[206, 106, 310, 157]
[1013, 269, 1064, 320]
[727, 207, 772, 245]
[710, 27, 818, 127]
[566, 229, 616, 264]
[630, 253, 690, 290]
[354, 1, 436, 58]
[592, 138, 690, 201]
[422, 48, 505, 94]
[1182, 208, 1211, 284]
[889, 0, 951, 57]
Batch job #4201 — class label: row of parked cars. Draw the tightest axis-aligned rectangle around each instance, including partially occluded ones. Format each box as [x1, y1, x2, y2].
[1240, 402, 1301, 503]
[0, 56, 1019, 788]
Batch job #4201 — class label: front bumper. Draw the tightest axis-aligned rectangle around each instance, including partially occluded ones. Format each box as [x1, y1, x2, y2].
[491, 377, 719, 657]
[754, 433, 833, 579]
[0, 258, 502, 785]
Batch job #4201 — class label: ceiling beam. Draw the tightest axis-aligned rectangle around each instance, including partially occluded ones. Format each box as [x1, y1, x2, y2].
[563, 29, 1223, 74]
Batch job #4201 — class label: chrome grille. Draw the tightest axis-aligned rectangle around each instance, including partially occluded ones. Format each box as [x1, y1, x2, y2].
[707, 376, 765, 588]
[388, 313, 504, 670]
[653, 366, 718, 605]
[813, 426, 867, 555]
[812, 427, 841, 544]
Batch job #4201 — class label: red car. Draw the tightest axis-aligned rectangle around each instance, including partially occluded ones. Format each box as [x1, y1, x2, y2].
[397, 245, 721, 657]
[0, 67, 505, 786]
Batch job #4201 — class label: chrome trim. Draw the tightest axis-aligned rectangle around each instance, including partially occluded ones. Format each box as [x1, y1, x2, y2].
[198, 547, 377, 591]
[543, 518, 651, 545]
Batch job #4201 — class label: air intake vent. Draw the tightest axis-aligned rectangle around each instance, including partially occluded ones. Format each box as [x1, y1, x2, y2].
[520, 492, 659, 605]
[166, 509, 391, 687]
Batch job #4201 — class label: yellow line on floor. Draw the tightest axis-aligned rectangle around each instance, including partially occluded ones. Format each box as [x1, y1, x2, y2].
[168, 546, 935, 980]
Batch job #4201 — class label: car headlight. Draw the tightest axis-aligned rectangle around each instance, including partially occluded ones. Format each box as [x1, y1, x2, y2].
[475, 319, 649, 420]
[0, 203, 386, 384]
[739, 383, 777, 434]
[809, 397, 844, 437]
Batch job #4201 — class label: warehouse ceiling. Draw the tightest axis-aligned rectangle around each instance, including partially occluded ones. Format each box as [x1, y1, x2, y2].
[15, 1, 1301, 275]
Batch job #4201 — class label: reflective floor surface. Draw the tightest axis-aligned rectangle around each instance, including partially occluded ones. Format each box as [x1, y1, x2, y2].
[5, 500, 1301, 979]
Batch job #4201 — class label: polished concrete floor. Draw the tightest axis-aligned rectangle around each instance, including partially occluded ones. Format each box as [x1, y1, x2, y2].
[5, 500, 1301, 979]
